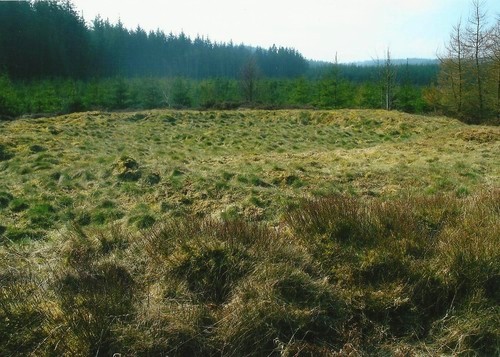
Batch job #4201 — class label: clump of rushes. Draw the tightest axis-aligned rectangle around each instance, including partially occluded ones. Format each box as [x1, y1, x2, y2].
[26, 203, 58, 229]
[9, 198, 29, 212]
[0, 190, 498, 355]
[0, 191, 13, 208]
[130, 214, 156, 229]
[0, 144, 13, 161]
[144, 172, 161, 185]
[29, 144, 46, 153]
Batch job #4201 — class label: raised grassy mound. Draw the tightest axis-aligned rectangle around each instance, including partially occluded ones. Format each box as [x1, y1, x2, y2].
[1, 109, 498, 237]
[0, 110, 499, 355]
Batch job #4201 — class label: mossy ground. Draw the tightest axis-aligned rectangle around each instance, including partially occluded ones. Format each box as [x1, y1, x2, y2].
[0, 109, 499, 355]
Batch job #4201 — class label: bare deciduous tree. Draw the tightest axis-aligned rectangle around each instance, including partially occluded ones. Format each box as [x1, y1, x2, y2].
[439, 18, 465, 116]
[240, 57, 259, 104]
[383, 48, 396, 110]
[489, 15, 500, 117]
[437, 0, 499, 122]
[465, 0, 490, 120]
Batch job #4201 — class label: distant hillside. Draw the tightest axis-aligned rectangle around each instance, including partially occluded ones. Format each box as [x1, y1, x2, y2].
[309, 58, 438, 67]
[351, 58, 439, 66]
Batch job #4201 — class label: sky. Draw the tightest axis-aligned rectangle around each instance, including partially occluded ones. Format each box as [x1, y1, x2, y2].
[71, 0, 500, 63]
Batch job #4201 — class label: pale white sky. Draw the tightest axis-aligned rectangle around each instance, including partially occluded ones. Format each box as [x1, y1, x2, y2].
[71, 0, 500, 63]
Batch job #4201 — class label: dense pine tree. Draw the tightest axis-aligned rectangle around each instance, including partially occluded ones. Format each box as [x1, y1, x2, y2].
[0, 1, 308, 80]
[0, 0, 441, 117]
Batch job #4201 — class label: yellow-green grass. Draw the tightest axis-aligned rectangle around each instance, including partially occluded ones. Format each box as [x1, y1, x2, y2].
[1, 109, 499, 355]
[0, 109, 498, 240]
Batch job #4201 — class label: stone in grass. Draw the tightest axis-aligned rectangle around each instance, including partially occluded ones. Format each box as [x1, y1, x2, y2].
[113, 156, 142, 182]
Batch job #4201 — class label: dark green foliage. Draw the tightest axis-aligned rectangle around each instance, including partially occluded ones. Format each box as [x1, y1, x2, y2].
[0, 73, 21, 118]
[0, 192, 13, 209]
[131, 214, 156, 229]
[170, 78, 191, 108]
[9, 198, 29, 212]
[140, 79, 164, 109]
[0, 2, 438, 116]
[0, 145, 13, 161]
[144, 172, 161, 185]
[285, 175, 300, 186]
[75, 211, 92, 226]
[125, 113, 146, 122]
[110, 77, 129, 109]
[29, 144, 46, 153]
[63, 94, 85, 113]
[27, 203, 58, 229]
[0, 2, 308, 80]
[91, 209, 124, 225]
[0, 1, 88, 79]
[3, 227, 45, 242]
[171, 168, 184, 177]
[249, 175, 271, 187]
[99, 199, 116, 209]
[1, 72, 436, 115]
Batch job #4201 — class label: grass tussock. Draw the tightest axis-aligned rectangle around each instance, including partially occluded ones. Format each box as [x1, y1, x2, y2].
[1, 190, 498, 355]
[1, 109, 499, 234]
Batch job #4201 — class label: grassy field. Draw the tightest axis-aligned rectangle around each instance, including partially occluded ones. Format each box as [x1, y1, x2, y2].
[0, 109, 499, 355]
[1, 109, 498, 237]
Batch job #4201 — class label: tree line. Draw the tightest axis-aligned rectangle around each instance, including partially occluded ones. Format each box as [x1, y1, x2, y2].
[0, 0, 437, 118]
[0, 0, 307, 80]
[1, 0, 497, 123]
[0, 72, 434, 116]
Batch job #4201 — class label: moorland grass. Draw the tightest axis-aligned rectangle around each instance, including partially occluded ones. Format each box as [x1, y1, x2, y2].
[0, 109, 499, 355]
[1, 109, 498, 234]
[0, 191, 498, 355]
